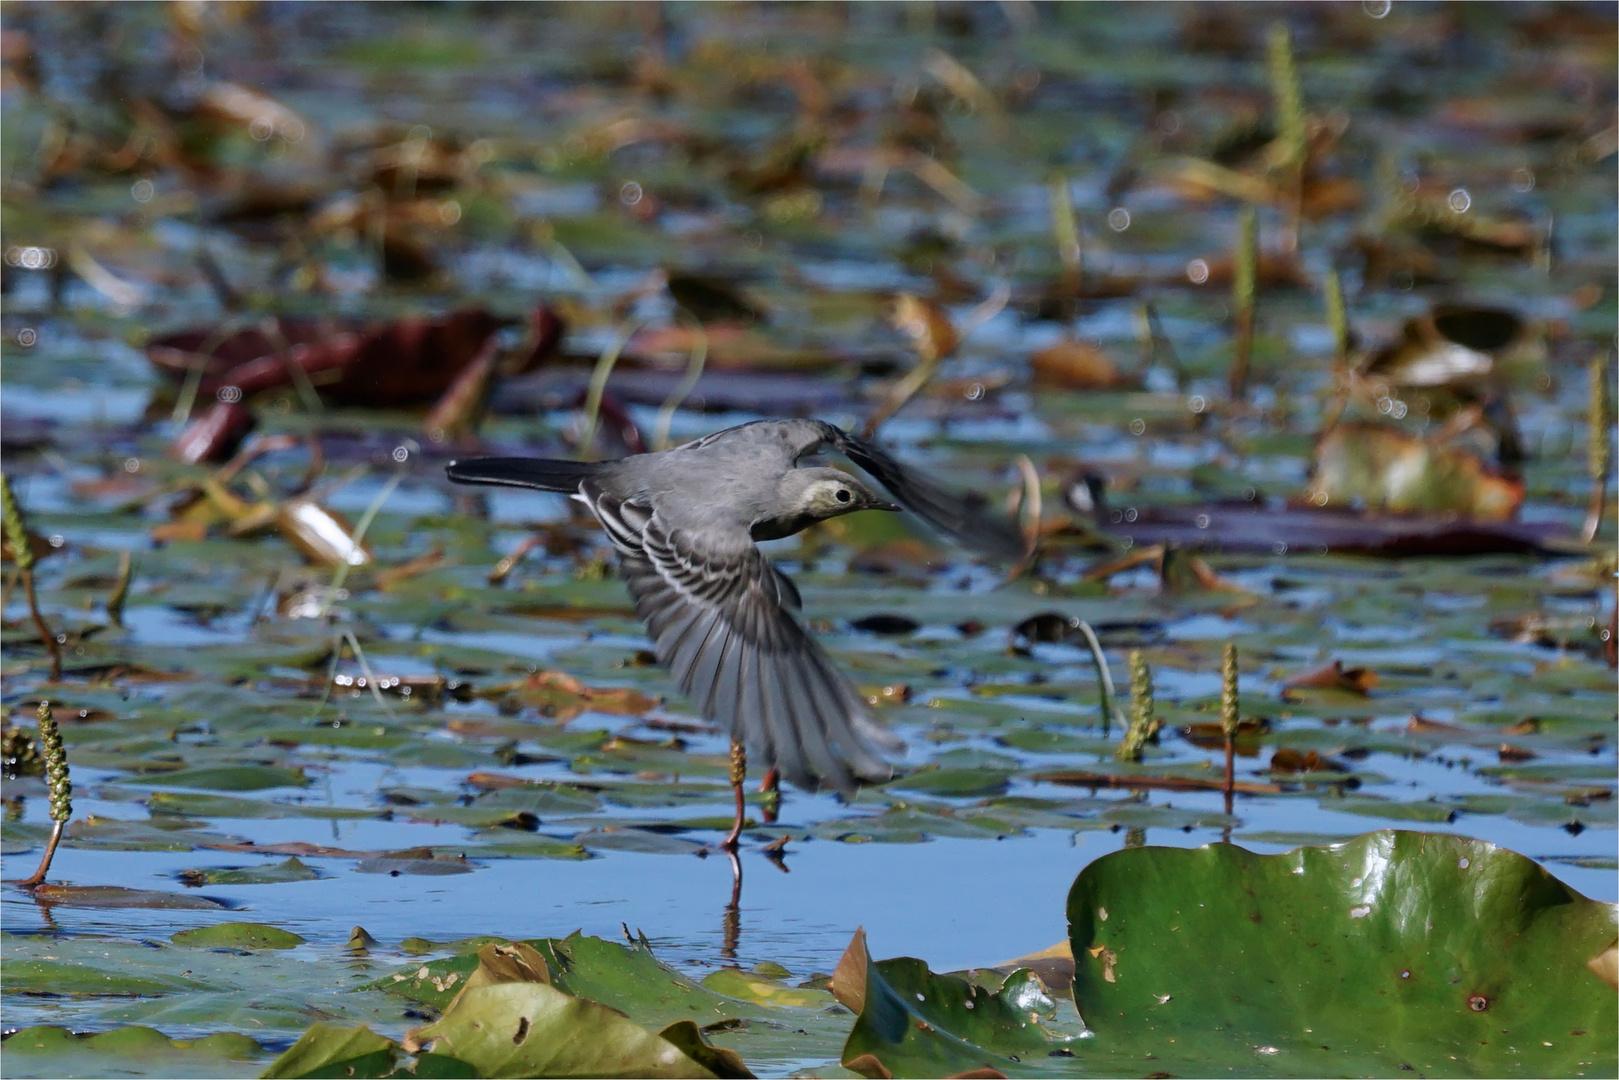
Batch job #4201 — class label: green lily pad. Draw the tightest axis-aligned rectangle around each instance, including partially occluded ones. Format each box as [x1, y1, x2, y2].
[888, 766, 1013, 798]
[3, 959, 215, 998]
[133, 766, 312, 791]
[258, 1023, 409, 1080]
[698, 967, 834, 1009]
[412, 982, 721, 1079]
[371, 932, 754, 1027]
[171, 922, 307, 950]
[177, 856, 324, 886]
[0, 1025, 263, 1080]
[1066, 830, 1619, 1077]
[334, 938, 753, 1078]
[147, 791, 377, 820]
[836, 928, 1080, 1078]
[28, 884, 234, 910]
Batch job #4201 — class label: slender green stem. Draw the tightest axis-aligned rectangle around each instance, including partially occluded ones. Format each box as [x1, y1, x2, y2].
[107, 551, 133, 628]
[1229, 205, 1258, 400]
[1584, 357, 1612, 544]
[579, 321, 643, 461]
[317, 462, 405, 620]
[1075, 620, 1125, 736]
[650, 313, 708, 452]
[3, 475, 60, 679]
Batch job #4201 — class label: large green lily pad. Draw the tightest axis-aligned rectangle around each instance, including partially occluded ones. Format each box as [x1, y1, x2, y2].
[1067, 830, 1618, 1077]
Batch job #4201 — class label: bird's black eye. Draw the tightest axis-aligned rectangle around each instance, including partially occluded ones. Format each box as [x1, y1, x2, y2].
[835, 487, 852, 503]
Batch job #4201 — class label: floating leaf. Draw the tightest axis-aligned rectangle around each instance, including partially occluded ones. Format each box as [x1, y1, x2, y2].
[28, 884, 234, 910]
[259, 1023, 405, 1080]
[1280, 658, 1378, 698]
[371, 932, 752, 1027]
[698, 967, 833, 1009]
[171, 922, 306, 950]
[177, 856, 323, 886]
[132, 765, 311, 792]
[834, 928, 1079, 1078]
[1067, 831, 1618, 1076]
[1, 1024, 262, 1076]
[3, 959, 214, 998]
[411, 983, 719, 1079]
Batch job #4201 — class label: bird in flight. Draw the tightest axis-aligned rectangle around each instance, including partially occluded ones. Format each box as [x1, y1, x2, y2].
[447, 419, 1025, 849]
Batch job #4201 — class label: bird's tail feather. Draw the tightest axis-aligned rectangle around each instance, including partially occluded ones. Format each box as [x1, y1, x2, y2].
[445, 457, 602, 492]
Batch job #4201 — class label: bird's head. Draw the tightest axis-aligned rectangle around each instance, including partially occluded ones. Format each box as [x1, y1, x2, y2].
[787, 467, 900, 520]
[764, 468, 899, 534]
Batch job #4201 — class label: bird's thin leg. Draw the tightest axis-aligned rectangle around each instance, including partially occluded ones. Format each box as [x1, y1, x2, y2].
[721, 740, 746, 851]
[758, 766, 780, 824]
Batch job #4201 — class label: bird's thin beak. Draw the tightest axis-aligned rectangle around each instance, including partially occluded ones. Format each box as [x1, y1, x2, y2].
[873, 499, 902, 512]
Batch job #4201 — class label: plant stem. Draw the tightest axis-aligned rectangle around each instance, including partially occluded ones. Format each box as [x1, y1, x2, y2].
[1228, 205, 1258, 400]
[107, 550, 133, 628]
[1075, 620, 1125, 736]
[1266, 22, 1306, 252]
[1583, 357, 1611, 544]
[1221, 643, 1239, 815]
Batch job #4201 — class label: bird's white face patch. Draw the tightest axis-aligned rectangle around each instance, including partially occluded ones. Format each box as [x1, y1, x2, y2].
[806, 478, 857, 511]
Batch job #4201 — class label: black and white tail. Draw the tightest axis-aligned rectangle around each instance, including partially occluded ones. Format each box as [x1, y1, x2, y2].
[445, 457, 602, 493]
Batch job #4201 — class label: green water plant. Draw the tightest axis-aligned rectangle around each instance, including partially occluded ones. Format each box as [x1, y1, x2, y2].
[1114, 650, 1159, 762]
[1, 473, 61, 679]
[17, 700, 71, 888]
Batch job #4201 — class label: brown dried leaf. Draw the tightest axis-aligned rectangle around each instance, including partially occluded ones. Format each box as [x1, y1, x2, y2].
[1029, 340, 1127, 391]
[828, 926, 870, 1015]
[1281, 659, 1379, 697]
[1268, 748, 1348, 774]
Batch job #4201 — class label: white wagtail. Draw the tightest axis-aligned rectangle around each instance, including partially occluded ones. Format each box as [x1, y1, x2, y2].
[447, 418, 1023, 848]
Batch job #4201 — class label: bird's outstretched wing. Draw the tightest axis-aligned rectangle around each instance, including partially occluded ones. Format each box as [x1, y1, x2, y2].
[815, 424, 1028, 562]
[585, 483, 899, 794]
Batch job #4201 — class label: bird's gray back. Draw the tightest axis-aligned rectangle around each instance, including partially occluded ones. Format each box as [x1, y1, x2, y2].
[601, 420, 832, 535]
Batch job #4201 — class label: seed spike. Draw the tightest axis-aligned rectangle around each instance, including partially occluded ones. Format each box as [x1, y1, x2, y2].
[18, 701, 71, 888]
[1266, 21, 1306, 251]
[1221, 643, 1239, 815]
[1, 474, 35, 573]
[1, 474, 61, 679]
[1115, 650, 1160, 763]
[1220, 643, 1240, 737]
